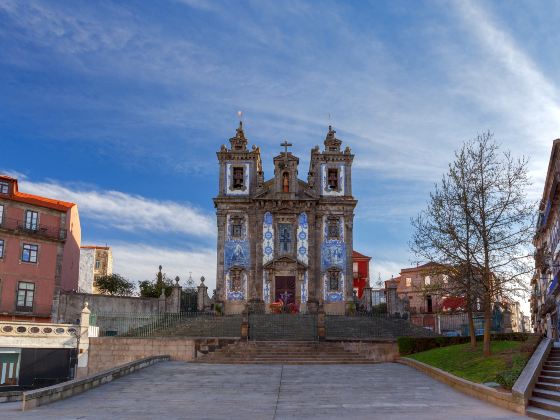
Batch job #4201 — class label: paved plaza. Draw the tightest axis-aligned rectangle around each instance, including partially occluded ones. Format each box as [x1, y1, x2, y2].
[1, 362, 527, 419]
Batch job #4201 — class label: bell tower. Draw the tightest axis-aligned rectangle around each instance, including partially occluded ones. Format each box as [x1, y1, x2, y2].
[273, 140, 299, 197]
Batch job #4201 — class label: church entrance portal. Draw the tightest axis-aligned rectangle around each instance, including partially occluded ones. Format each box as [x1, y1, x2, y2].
[274, 276, 296, 304]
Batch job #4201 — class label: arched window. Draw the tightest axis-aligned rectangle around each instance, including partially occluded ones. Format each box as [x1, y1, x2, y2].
[328, 269, 341, 291]
[230, 268, 243, 292]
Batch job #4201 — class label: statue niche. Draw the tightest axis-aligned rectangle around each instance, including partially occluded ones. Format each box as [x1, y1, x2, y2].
[282, 172, 289, 193]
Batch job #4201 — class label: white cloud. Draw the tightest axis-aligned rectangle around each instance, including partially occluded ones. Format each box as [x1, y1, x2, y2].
[451, 0, 560, 189]
[16, 177, 215, 238]
[110, 242, 217, 292]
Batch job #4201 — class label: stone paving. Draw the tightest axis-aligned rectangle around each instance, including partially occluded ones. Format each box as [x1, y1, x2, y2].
[1, 362, 527, 419]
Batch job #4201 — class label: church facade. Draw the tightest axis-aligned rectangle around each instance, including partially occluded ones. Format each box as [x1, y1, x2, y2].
[213, 123, 357, 315]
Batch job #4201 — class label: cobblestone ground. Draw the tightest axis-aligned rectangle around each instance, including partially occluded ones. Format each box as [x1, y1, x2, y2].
[1, 362, 527, 419]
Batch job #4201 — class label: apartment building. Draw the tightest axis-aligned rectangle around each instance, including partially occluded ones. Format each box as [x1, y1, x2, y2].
[0, 175, 81, 321]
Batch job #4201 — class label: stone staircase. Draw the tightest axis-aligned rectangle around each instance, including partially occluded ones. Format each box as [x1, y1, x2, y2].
[195, 340, 383, 364]
[527, 347, 560, 419]
[249, 314, 317, 341]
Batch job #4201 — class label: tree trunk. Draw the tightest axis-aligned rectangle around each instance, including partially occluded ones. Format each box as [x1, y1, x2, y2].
[466, 295, 476, 350]
[483, 293, 492, 356]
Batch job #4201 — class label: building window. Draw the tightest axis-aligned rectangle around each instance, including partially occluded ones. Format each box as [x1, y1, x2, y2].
[0, 181, 8, 194]
[24, 210, 38, 231]
[328, 270, 340, 291]
[21, 243, 38, 263]
[327, 218, 340, 240]
[230, 269, 242, 292]
[230, 216, 244, 239]
[95, 260, 101, 270]
[353, 262, 359, 274]
[0, 239, 4, 258]
[443, 275, 448, 284]
[406, 277, 412, 287]
[279, 224, 292, 254]
[424, 276, 431, 286]
[232, 167, 244, 189]
[327, 168, 338, 191]
[16, 282, 35, 312]
[0, 204, 4, 225]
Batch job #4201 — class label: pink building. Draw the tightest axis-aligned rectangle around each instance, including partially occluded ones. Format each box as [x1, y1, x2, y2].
[0, 175, 81, 322]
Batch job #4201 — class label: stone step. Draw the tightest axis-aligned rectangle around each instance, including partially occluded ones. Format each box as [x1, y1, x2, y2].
[540, 376, 560, 384]
[544, 366, 560, 371]
[543, 371, 560, 378]
[527, 405, 560, 419]
[538, 382, 560, 392]
[530, 397, 560, 414]
[535, 388, 560, 402]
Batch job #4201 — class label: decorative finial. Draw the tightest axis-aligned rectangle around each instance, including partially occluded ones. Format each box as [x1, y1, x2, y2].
[159, 265, 162, 272]
[200, 276, 205, 284]
[175, 275, 180, 285]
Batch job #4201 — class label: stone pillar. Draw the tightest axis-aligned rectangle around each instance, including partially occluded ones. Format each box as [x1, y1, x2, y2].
[317, 304, 326, 340]
[76, 302, 90, 378]
[167, 276, 182, 313]
[158, 289, 166, 313]
[362, 286, 372, 312]
[198, 276, 209, 312]
[241, 308, 249, 339]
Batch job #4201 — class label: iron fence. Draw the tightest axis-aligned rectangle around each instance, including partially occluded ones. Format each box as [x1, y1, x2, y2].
[91, 312, 242, 338]
[326, 312, 439, 339]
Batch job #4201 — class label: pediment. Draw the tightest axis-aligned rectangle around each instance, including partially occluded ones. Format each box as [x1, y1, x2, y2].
[263, 256, 308, 270]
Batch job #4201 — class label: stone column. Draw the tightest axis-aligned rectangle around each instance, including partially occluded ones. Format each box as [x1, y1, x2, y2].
[76, 302, 90, 378]
[197, 277, 209, 312]
[167, 277, 182, 313]
[158, 289, 167, 313]
[362, 286, 372, 312]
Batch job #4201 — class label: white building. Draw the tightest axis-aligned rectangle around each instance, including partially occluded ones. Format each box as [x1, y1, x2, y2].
[78, 246, 113, 294]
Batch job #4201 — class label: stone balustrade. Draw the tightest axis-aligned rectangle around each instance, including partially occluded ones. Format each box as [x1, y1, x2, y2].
[0, 320, 80, 349]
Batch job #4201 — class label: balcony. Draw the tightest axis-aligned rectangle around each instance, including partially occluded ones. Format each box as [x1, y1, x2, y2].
[0, 217, 67, 241]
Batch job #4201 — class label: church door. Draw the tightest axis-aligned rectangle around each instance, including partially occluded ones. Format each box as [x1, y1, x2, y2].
[274, 276, 296, 304]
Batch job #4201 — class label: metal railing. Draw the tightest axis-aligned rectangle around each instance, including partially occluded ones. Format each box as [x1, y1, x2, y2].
[325, 312, 439, 339]
[0, 217, 67, 241]
[91, 312, 242, 338]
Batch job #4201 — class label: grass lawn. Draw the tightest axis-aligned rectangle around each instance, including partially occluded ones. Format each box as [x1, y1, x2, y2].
[406, 340, 532, 385]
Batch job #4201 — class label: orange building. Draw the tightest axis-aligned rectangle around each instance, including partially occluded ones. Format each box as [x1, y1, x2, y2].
[0, 175, 81, 321]
[352, 250, 371, 298]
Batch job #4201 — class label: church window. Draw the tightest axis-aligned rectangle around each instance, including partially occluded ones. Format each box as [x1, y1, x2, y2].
[328, 270, 340, 291]
[279, 224, 292, 254]
[232, 167, 244, 189]
[230, 269, 242, 292]
[230, 216, 244, 239]
[327, 218, 340, 240]
[327, 168, 338, 191]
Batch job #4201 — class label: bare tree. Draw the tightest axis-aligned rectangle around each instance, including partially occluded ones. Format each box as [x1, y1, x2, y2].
[411, 132, 533, 355]
[411, 146, 482, 349]
[463, 133, 533, 356]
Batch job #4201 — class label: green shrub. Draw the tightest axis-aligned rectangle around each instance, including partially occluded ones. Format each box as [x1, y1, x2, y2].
[495, 355, 526, 390]
[398, 333, 535, 356]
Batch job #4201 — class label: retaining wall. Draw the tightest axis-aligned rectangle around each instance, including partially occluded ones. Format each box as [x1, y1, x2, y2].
[87, 337, 195, 375]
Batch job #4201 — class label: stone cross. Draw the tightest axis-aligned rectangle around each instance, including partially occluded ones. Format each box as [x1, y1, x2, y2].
[280, 140, 292, 154]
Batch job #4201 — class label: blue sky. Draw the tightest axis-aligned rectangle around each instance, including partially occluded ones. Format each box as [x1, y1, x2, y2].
[1, 1, 559, 304]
